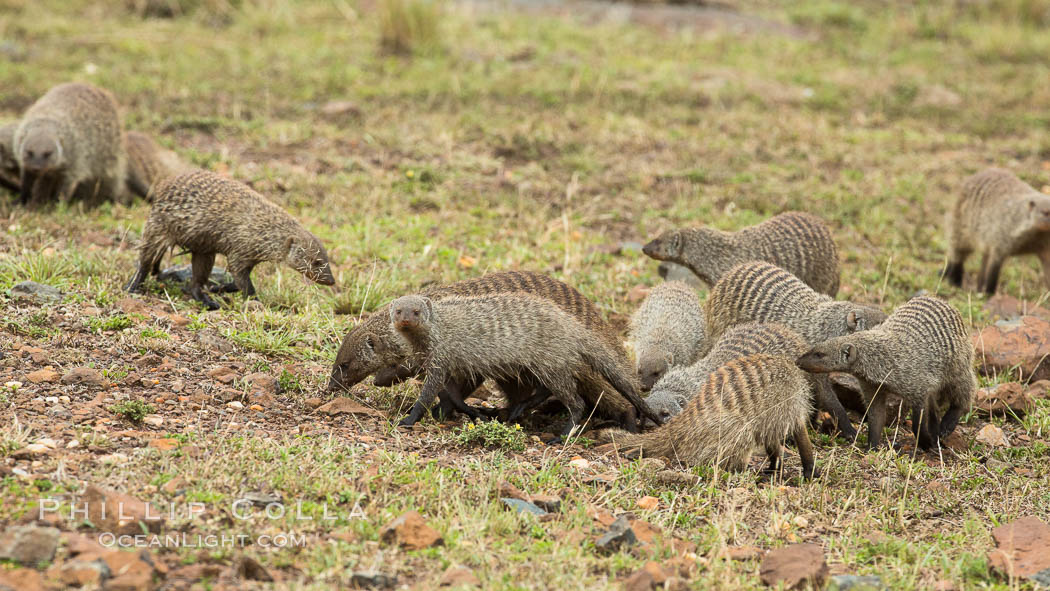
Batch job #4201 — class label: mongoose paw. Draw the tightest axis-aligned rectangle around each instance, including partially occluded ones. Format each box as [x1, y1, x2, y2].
[802, 466, 821, 480]
[622, 447, 642, 460]
[208, 281, 241, 294]
[397, 416, 417, 428]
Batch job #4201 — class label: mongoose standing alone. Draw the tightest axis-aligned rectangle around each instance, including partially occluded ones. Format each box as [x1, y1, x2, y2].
[796, 295, 976, 451]
[389, 293, 655, 439]
[125, 170, 335, 309]
[125, 131, 188, 201]
[645, 321, 858, 440]
[628, 281, 706, 391]
[604, 353, 818, 478]
[643, 211, 840, 296]
[0, 121, 19, 192]
[328, 271, 652, 430]
[13, 82, 129, 207]
[944, 167, 1050, 295]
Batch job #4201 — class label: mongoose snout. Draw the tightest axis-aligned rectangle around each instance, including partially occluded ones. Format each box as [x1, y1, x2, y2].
[21, 133, 61, 172]
[795, 350, 835, 373]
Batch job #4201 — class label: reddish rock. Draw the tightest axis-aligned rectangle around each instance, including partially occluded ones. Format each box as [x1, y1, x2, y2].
[117, 298, 150, 315]
[320, 100, 363, 121]
[148, 438, 179, 451]
[623, 569, 656, 591]
[973, 317, 1050, 382]
[206, 366, 238, 384]
[497, 481, 528, 502]
[62, 532, 106, 557]
[759, 543, 828, 589]
[0, 525, 60, 565]
[25, 368, 58, 384]
[304, 397, 324, 409]
[61, 367, 105, 386]
[316, 397, 385, 418]
[54, 557, 111, 587]
[439, 565, 480, 587]
[0, 568, 45, 591]
[975, 383, 1035, 418]
[1027, 379, 1050, 400]
[988, 516, 1050, 579]
[243, 372, 279, 395]
[104, 571, 153, 591]
[984, 295, 1050, 322]
[81, 485, 165, 535]
[723, 545, 764, 561]
[379, 511, 443, 550]
[975, 424, 1010, 447]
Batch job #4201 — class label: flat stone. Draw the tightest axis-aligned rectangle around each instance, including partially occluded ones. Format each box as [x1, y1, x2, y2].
[349, 571, 397, 589]
[25, 369, 58, 384]
[235, 555, 273, 581]
[439, 566, 480, 587]
[243, 372, 279, 395]
[595, 515, 637, 553]
[975, 424, 1010, 447]
[657, 261, 705, 288]
[61, 367, 104, 386]
[157, 264, 233, 286]
[316, 397, 385, 418]
[55, 557, 111, 587]
[759, 543, 829, 589]
[0, 525, 60, 565]
[988, 516, 1050, 579]
[379, 510, 443, 550]
[828, 574, 886, 590]
[723, 545, 764, 561]
[0, 568, 45, 591]
[984, 294, 1050, 322]
[500, 498, 546, 516]
[973, 317, 1050, 382]
[975, 383, 1035, 418]
[528, 494, 561, 513]
[9, 281, 62, 304]
[207, 366, 238, 384]
[81, 485, 165, 535]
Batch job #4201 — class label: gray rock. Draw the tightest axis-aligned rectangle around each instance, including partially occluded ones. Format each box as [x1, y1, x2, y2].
[1031, 567, 1050, 587]
[9, 281, 62, 304]
[595, 515, 637, 552]
[349, 571, 397, 589]
[60, 367, 104, 387]
[829, 575, 886, 591]
[0, 525, 60, 565]
[500, 498, 546, 516]
[157, 264, 234, 287]
[657, 261, 704, 288]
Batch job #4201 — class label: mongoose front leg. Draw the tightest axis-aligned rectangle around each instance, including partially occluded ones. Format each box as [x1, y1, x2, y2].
[861, 382, 889, 451]
[937, 381, 971, 439]
[400, 371, 447, 427]
[814, 375, 858, 441]
[18, 169, 36, 206]
[504, 385, 552, 423]
[1038, 247, 1050, 292]
[911, 400, 937, 451]
[227, 258, 258, 297]
[792, 425, 820, 479]
[942, 257, 966, 288]
[762, 443, 784, 476]
[125, 262, 152, 294]
[189, 252, 221, 310]
[438, 377, 495, 420]
[55, 176, 78, 206]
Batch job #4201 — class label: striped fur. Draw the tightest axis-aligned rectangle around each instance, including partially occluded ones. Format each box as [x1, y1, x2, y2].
[629, 281, 706, 391]
[604, 353, 817, 477]
[797, 295, 976, 450]
[0, 121, 19, 192]
[944, 167, 1050, 294]
[644, 211, 839, 296]
[704, 261, 885, 353]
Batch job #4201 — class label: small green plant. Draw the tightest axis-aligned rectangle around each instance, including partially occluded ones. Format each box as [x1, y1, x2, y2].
[139, 326, 170, 340]
[453, 421, 526, 452]
[377, 0, 442, 56]
[109, 400, 156, 423]
[278, 368, 302, 392]
[88, 314, 134, 332]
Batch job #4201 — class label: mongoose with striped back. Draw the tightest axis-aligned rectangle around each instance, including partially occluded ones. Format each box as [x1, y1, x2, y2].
[125, 170, 335, 309]
[796, 295, 976, 451]
[389, 292, 656, 440]
[643, 211, 840, 296]
[13, 82, 129, 207]
[943, 167, 1050, 295]
[125, 131, 188, 200]
[644, 321, 858, 439]
[328, 270, 655, 430]
[0, 121, 19, 192]
[628, 281, 706, 391]
[603, 353, 818, 478]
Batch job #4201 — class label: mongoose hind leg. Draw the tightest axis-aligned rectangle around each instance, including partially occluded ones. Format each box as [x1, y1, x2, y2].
[793, 425, 819, 479]
[437, 376, 495, 421]
[761, 443, 784, 477]
[977, 251, 1004, 295]
[943, 246, 970, 288]
[546, 375, 587, 444]
[227, 257, 258, 298]
[937, 380, 972, 439]
[189, 252, 221, 310]
[910, 400, 938, 451]
[400, 372, 447, 427]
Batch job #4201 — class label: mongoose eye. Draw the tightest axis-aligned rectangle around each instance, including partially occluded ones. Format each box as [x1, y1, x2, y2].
[42, 150, 52, 159]
[26, 150, 34, 158]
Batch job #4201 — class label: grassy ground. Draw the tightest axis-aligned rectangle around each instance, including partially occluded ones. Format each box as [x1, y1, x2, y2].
[1, 0, 1050, 589]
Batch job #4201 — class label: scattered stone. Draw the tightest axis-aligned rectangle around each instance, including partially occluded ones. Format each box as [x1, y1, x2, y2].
[207, 366, 238, 384]
[149, 438, 179, 451]
[9, 281, 62, 304]
[162, 476, 188, 495]
[243, 372, 279, 394]
[501, 498, 547, 517]
[25, 369, 59, 384]
[304, 397, 323, 409]
[316, 397, 385, 418]
[975, 424, 1010, 447]
[623, 569, 657, 591]
[239, 491, 281, 506]
[975, 383, 1035, 418]
[235, 555, 274, 581]
[828, 574, 886, 590]
[722, 545, 764, 561]
[226, 401, 244, 410]
[55, 556, 111, 587]
[973, 317, 1050, 382]
[439, 566, 480, 587]
[60, 367, 104, 387]
[0, 568, 45, 591]
[0, 525, 60, 565]
[636, 496, 659, 511]
[62, 533, 106, 557]
[595, 515, 637, 553]
[984, 295, 1050, 322]
[529, 494, 561, 513]
[36, 438, 58, 449]
[498, 481, 527, 501]
[142, 415, 164, 427]
[23, 443, 49, 455]
[379, 511, 443, 550]
[320, 100, 364, 122]
[654, 470, 701, 486]
[81, 485, 165, 535]
[988, 516, 1050, 581]
[349, 571, 397, 589]
[157, 264, 233, 286]
[759, 543, 829, 589]
[568, 458, 591, 471]
[626, 284, 650, 304]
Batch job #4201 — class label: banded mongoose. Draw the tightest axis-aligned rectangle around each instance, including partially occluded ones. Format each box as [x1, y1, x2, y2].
[389, 293, 652, 439]
[705, 261, 886, 353]
[604, 353, 818, 478]
[328, 271, 654, 429]
[796, 295, 976, 451]
[628, 281, 706, 391]
[643, 211, 840, 296]
[13, 82, 129, 207]
[125, 131, 188, 200]
[645, 321, 858, 439]
[125, 170, 335, 309]
[0, 121, 19, 192]
[943, 167, 1050, 295]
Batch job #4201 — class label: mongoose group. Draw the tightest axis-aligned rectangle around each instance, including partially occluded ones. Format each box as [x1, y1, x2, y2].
[8, 79, 1023, 479]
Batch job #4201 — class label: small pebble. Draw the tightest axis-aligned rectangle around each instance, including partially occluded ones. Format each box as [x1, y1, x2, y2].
[227, 401, 244, 410]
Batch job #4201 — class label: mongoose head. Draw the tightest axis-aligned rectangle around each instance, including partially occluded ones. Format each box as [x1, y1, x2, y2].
[796, 338, 857, 374]
[637, 350, 673, 391]
[18, 124, 64, 173]
[389, 295, 434, 334]
[642, 230, 683, 261]
[642, 389, 683, 425]
[286, 233, 336, 286]
[328, 323, 410, 391]
[1028, 197, 1050, 232]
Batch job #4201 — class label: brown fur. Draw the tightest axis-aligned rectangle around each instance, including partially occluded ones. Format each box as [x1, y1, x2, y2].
[125, 131, 188, 201]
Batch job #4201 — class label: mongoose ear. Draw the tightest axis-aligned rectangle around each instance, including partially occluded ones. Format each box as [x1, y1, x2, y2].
[422, 297, 433, 321]
[846, 310, 859, 330]
[1030, 200, 1037, 210]
[284, 236, 296, 254]
[669, 232, 681, 254]
[841, 343, 856, 364]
